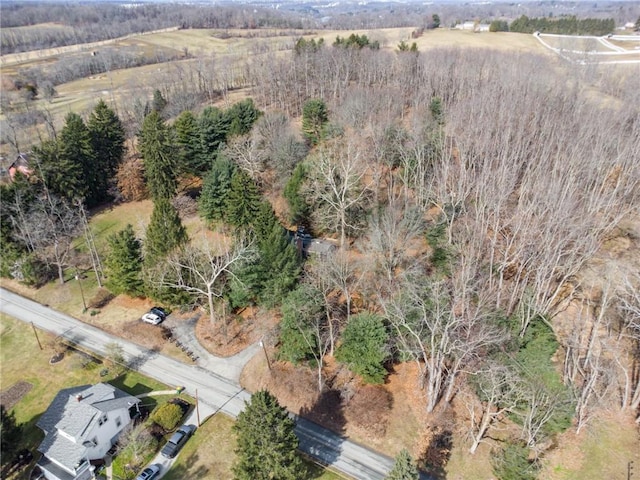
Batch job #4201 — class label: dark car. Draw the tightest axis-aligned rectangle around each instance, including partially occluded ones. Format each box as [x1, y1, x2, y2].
[161, 424, 196, 459]
[149, 307, 168, 320]
[135, 464, 161, 480]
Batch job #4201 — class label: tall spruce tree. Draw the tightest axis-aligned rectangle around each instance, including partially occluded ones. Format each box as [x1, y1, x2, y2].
[199, 154, 236, 222]
[152, 89, 167, 115]
[255, 221, 301, 307]
[233, 390, 304, 480]
[225, 169, 262, 229]
[105, 224, 144, 297]
[228, 209, 300, 308]
[226, 98, 262, 137]
[1, 405, 22, 469]
[144, 198, 187, 267]
[87, 99, 125, 206]
[283, 162, 310, 224]
[385, 449, 419, 480]
[199, 106, 230, 161]
[302, 98, 328, 146]
[57, 112, 94, 201]
[174, 110, 205, 175]
[138, 111, 177, 202]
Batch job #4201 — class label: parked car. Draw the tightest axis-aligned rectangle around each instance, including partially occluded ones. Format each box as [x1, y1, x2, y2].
[161, 424, 196, 459]
[135, 464, 161, 480]
[149, 306, 168, 320]
[141, 313, 162, 325]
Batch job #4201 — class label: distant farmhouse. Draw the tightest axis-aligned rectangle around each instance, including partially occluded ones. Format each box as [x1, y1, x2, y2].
[454, 21, 491, 32]
[35, 383, 140, 480]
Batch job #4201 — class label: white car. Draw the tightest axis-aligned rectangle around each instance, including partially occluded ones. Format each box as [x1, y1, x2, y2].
[136, 464, 161, 480]
[141, 313, 162, 325]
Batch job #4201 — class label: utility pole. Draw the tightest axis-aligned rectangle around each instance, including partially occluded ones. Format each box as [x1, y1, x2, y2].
[259, 338, 272, 371]
[75, 268, 87, 313]
[31, 321, 43, 350]
[629, 460, 634, 480]
[195, 389, 201, 427]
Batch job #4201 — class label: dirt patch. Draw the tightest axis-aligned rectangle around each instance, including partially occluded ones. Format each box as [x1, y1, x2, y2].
[0, 381, 33, 411]
[195, 306, 279, 357]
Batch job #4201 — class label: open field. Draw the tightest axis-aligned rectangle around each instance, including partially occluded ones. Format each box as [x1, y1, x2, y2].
[536, 32, 640, 63]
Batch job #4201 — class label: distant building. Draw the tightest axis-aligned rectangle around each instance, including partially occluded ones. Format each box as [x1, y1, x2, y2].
[9, 153, 32, 180]
[290, 227, 338, 258]
[36, 383, 140, 480]
[454, 21, 490, 32]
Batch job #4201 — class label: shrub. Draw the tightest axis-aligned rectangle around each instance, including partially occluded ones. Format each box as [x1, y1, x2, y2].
[150, 403, 183, 432]
[336, 312, 389, 384]
[491, 441, 539, 480]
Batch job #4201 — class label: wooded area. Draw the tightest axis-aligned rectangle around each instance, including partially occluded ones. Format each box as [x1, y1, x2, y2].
[1, 2, 640, 478]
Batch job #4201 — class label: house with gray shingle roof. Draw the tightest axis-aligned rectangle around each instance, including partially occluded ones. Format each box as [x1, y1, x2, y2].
[36, 383, 140, 480]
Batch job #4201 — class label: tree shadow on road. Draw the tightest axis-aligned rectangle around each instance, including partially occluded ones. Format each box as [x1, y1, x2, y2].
[127, 346, 161, 371]
[297, 388, 347, 472]
[300, 388, 347, 437]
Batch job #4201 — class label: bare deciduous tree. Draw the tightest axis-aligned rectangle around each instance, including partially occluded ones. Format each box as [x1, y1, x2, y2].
[158, 235, 255, 326]
[464, 362, 522, 454]
[305, 137, 372, 250]
[11, 194, 82, 284]
[615, 273, 640, 419]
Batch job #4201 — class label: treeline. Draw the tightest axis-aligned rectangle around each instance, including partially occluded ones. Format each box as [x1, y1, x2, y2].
[0, 2, 307, 54]
[22, 46, 185, 88]
[510, 15, 616, 35]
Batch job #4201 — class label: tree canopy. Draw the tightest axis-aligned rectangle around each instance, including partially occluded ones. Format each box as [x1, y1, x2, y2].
[233, 390, 305, 480]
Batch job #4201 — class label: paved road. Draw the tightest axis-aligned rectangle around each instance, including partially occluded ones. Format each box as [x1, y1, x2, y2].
[1, 288, 431, 480]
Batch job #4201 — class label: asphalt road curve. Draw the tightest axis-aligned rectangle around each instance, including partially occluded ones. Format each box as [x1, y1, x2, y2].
[0, 287, 433, 480]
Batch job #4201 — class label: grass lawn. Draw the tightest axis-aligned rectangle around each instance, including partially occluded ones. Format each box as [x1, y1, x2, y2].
[164, 413, 347, 480]
[541, 410, 640, 480]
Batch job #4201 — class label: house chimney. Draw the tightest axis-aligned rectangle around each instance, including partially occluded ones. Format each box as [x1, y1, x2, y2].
[76, 394, 83, 402]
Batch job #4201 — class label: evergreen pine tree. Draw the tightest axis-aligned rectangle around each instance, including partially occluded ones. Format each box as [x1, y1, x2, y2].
[279, 284, 324, 364]
[385, 449, 419, 480]
[105, 224, 144, 297]
[87, 99, 125, 206]
[252, 201, 279, 239]
[152, 89, 167, 115]
[233, 390, 305, 480]
[227, 216, 300, 309]
[302, 99, 328, 146]
[199, 106, 230, 160]
[256, 221, 301, 307]
[144, 198, 187, 266]
[174, 110, 205, 175]
[1, 405, 22, 468]
[199, 154, 236, 223]
[225, 169, 262, 229]
[336, 312, 389, 384]
[226, 98, 262, 137]
[139, 111, 177, 202]
[283, 162, 310, 224]
[491, 442, 539, 480]
[58, 112, 94, 202]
